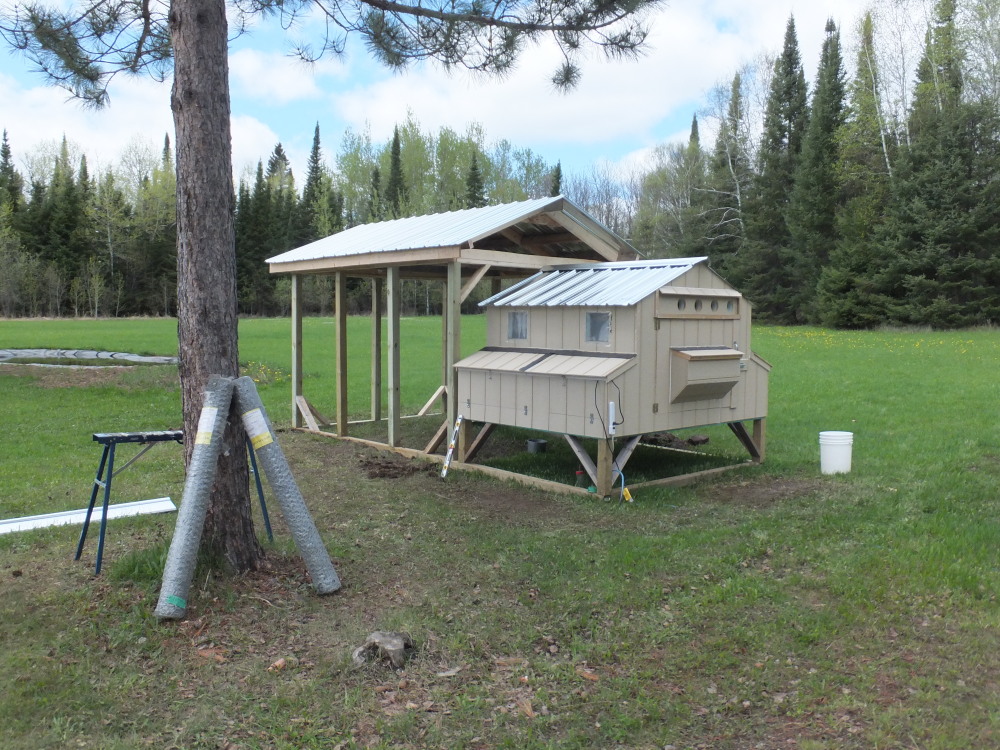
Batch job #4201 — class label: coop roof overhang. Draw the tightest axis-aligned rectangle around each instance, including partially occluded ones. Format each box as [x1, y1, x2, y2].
[455, 346, 637, 380]
[265, 196, 635, 277]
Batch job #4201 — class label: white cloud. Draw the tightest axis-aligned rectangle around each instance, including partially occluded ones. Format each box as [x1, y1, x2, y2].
[1, 0, 876, 184]
[323, 0, 871, 167]
[0, 71, 173, 176]
[229, 49, 348, 105]
[231, 115, 282, 178]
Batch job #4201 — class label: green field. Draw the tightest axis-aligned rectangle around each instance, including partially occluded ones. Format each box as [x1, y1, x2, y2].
[1, 318, 999, 748]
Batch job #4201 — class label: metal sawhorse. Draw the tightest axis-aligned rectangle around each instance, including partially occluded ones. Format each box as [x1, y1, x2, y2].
[76, 430, 273, 574]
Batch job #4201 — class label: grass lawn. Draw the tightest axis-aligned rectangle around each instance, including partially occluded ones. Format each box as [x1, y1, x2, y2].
[0, 318, 999, 749]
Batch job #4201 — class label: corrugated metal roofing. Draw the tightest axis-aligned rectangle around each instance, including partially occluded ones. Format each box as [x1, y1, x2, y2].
[481, 258, 707, 308]
[455, 349, 636, 380]
[267, 196, 579, 265]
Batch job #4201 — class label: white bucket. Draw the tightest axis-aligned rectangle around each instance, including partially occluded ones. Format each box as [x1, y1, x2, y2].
[819, 431, 853, 474]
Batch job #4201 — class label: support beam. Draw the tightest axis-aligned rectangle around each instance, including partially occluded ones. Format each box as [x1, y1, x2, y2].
[334, 272, 348, 437]
[387, 267, 401, 446]
[728, 420, 765, 463]
[463, 423, 496, 463]
[291, 274, 303, 428]
[459, 264, 491, 303]
[440, 279, 448, 409]
[597, 439, 613, 497]
[564, 435, 598, 487]
[295, 396, 320, 432]
[753, 418, 766, 462]
[456, 416, 468, 463]
[418, 385, 447, 417]
[611, 435, 643, 483]
[445, 260, 461, 430]
[423, 419, 450, 454]
[371, 278, 383, 422]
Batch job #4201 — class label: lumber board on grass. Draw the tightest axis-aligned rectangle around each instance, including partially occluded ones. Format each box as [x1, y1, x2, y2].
[1, 498, 176, 535]
[629, 462, 752, 490]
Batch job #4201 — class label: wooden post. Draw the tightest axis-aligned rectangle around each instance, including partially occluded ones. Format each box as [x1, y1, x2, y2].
[387, 267, 401, 447]
[440, 279, 448, 412]
[597, 438, 613, 497]
[291, 274, 303, 428]
[371, 278, 383, 422]
[456, 415, 469, 463]
[752, 418, 767, 463]
[334, 271, 348, 437]
[445, 260, 461, 431]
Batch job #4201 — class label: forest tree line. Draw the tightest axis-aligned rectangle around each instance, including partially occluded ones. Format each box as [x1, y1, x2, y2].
[1, 0, 998, 328]
[635, 0, 1000, 328]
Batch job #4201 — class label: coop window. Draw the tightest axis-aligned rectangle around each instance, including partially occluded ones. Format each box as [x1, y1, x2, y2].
[507, 311, 528, 340]
[585, 311, 611, 342]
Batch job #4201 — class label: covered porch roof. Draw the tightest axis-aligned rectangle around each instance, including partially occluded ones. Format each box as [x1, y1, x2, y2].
[266, 195, 636, 278]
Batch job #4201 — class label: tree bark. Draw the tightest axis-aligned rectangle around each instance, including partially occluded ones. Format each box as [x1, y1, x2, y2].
[170, 0, 263, 571]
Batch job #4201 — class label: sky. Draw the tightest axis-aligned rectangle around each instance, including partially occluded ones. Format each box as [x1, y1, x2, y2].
[0, 0, 873, 186]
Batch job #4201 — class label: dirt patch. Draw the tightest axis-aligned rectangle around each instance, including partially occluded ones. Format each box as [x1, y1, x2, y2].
[703, 477, 826, 508]
[417, 473, 578, 525]
[358, 454, 437, 480]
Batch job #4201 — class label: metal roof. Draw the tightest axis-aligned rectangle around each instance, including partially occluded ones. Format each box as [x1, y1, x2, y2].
[481, 258, 708, 308]
[455, 348, 636, 380]
[266, 196, 624, 265]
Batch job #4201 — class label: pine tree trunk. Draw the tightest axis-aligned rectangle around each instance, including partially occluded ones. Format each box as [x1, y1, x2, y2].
[170, 0, 263, 572]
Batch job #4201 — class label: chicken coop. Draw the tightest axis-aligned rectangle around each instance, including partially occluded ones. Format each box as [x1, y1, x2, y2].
[454, 257, 770, 495]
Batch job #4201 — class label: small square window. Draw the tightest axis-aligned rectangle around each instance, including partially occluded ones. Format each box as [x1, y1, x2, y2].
[507, 311, 528, 340]
[585, 311, 611, 343]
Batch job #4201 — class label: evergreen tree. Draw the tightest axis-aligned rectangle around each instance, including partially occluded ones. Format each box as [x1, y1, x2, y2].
[235, 160, 275, 314]
[367, 165, 383, 222]
[296, 123, 324, 245]
[549, 161, 562, 196]
[384, 126, 407, 218]
[786, 18, 846, 322]
[737, 16, 809, 322]
[816, 13, 893, 328]
[265, 142, 296, 257]
[868, 0, 1000, 327]
[910, 0, 964, 137]
[464, 152, 487, 208]
[0, 130, 24, 210]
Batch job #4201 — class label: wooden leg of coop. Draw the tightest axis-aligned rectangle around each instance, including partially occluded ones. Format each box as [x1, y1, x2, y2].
[597, 439, 614, 497]
[456, 417, 469, 463]
[752, 418, 766, 462]
[728, 420, 766, 464]
[463, 423, 495, 464]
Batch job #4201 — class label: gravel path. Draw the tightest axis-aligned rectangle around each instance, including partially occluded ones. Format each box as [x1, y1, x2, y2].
[0, 349, 177, 366]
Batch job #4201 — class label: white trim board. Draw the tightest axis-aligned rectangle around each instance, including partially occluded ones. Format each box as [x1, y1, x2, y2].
[0, 497, 176, 535]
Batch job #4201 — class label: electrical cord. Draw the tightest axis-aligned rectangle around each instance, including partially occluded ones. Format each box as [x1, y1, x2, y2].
[594, 380, 628, 503]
